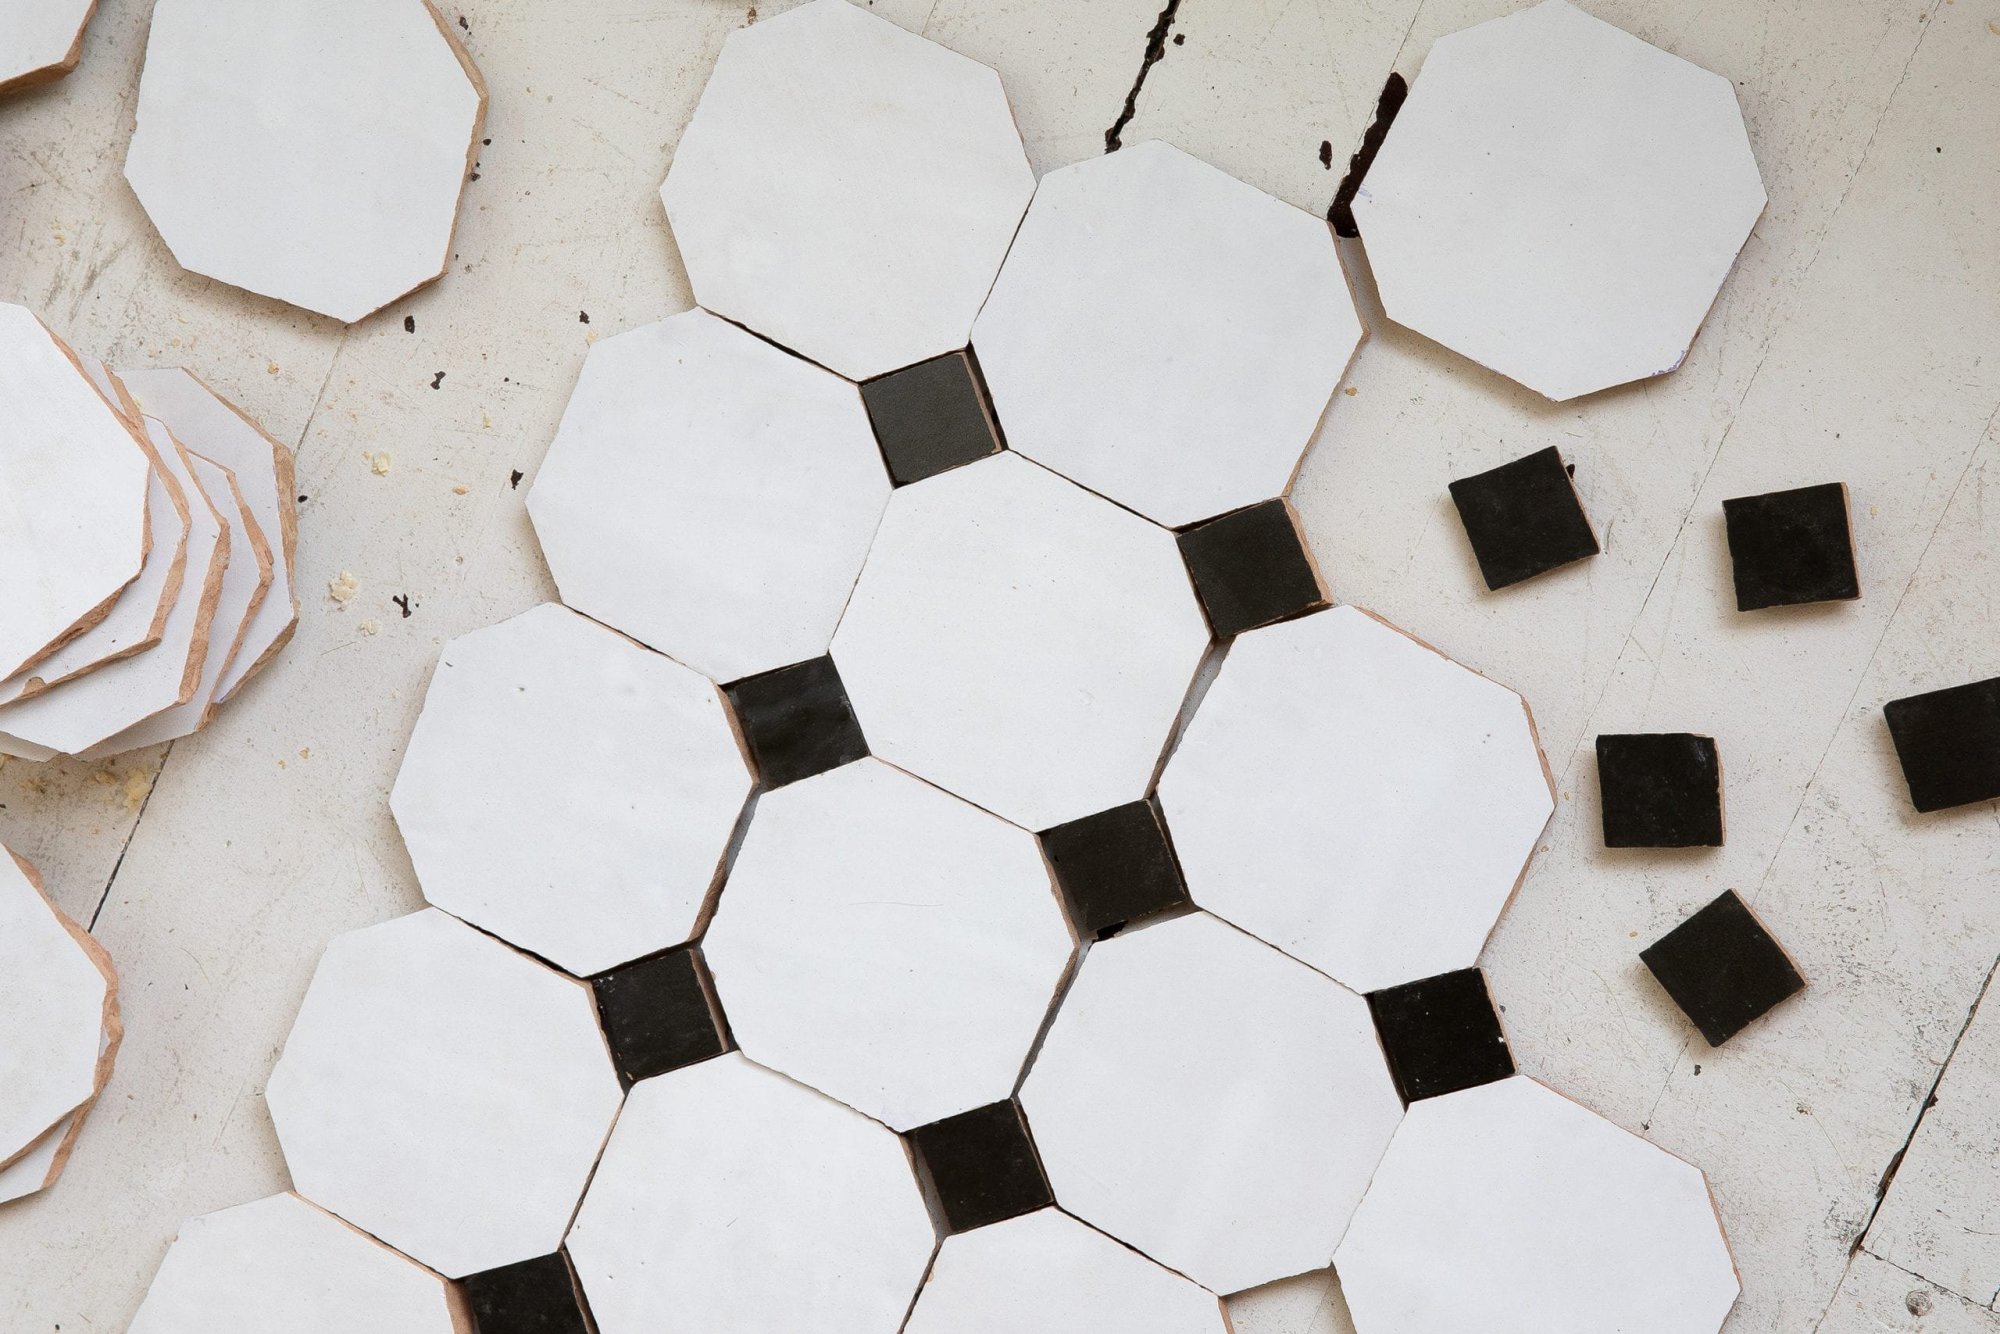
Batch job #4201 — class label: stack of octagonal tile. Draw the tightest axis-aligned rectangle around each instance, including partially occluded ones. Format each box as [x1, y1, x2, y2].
[134, 3, 1744, 1330]
[0, 303, 300, 761]
[0, 842, 120, 1205]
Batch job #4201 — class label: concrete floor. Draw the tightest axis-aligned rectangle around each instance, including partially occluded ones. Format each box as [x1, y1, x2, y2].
[1, 0, 1995, 1330]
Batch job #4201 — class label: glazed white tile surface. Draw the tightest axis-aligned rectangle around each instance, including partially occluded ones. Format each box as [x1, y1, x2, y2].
[0, 420, 226, 758]
[1863, 985, 2000, 1308]
[0, 0, 94, 91]
[0, 422, 189, 706]
[264, 908, 621, 1279]
[0, 852, 109, 1168]
[661, 0, 1034, 381]
[567, 1052, 936, 1334]
[80, 451, 270, 757]
[0, 1113, 72, 1205]
[1159, 607, 1553, 995]
[528, 307, 890, 684]
[703, 758, 1072, 1131]
[1020, 911, 1402, 1295]
[833, 452, 1208, 831]
[1353, 0, 1765, 402]
[0, 304, 150, 682]
[128, 1193, 463, 1334]
[118, 367, 297, 705]
[390, 603, 753, 977]
[973, 139, 1363, 528]
[1334, 1076, 1740, 1334]
[123, 0, 482, 323]
[906, 1208, 1230, 1334]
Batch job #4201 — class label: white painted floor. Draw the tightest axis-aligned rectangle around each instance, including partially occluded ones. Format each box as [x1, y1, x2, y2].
[1, 1, 1995, 1330]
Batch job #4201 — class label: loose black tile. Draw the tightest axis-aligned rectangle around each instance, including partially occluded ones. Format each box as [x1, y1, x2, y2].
[1039, 798, 1191, 940]
[1595, 733, 1724, 848]
[1722, 482, 1859, 611]
[725, 655, 869, 788]
[907, 1099, 1054, 1235]
[1366, 968, 1514, 1104]
[460, 1251, 591, 1334]
[1640, 890, 1805, 1046]
[1884, 676, 2000, 813]
[590, 947, 728, 1087]
[1447, 446, 1600, 591]
[1176, 498, 1329, 639]
[860, 350, 1003, 486]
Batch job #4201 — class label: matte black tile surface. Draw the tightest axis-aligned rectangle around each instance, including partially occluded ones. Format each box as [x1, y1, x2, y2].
[460, 1252, 591, 1334]
[1722, 482, 1859, 611]
[590, 947, 729, 1086]
[861, 350, 1003, 486]
[1596, 733, 1724, 848]
[725, 655, 869, 788]
[1367, 968, 1514, 1104]
[1884, 676, 2000, 813]
[907, 1099, 1054, 1235]
[1446, 446, 1600, 591]
[1176, 498, 1328, 639]
[1039, 798, 1191, 939]
[1641, 890, 1805, 1046]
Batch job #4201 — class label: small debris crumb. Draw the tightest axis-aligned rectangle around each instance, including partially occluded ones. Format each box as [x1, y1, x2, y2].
[452, 484, 469, 495]
[404, 315, 416, 333]
[91, 768, 117, 787]
[430, 371, 446, 390]
[267, 362, 281, 376]
[1319, 139, 1333, 168]
[368, 451, 393, 476]
[358, 620, 380, 636]
[579, 310, 591, 324]
[122, 769, 153, 812]
[298, 747, 311, 760]
[392, 594, 415, 619]
[509, 469, 524, 489]
[328, 570, 359, 607]
[1343, 386, 1358, 396]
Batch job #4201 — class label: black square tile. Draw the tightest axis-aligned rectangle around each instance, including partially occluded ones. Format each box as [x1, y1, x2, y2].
[1176, 498, 1329, 639]
[907, 1099, 1054, 1235]
[1884, 676, 2000, 813]
[1641, 890, 1806, 1046]
[724, 656, 869, 789]
[1446, 447, 1600, 591]
[860, 351, 1003, 486]
[460, 1252, 591, 1334]
[1722, 482, 1859, 611]
[590, 947, 728, 1087]
[1038, 799, 1191, 940]
[1596, 733, 1724, 848]
[1366, 968, 1514, 1104]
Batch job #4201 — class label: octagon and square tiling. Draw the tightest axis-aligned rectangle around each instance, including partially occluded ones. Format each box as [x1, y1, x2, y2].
[528, 307, 891, 685]
[832, 452, 1210, 832]
[906, 1099, 1055, 1236]
[1158, 606, 1554, 995]
[265, 909, 622, 1279]
[459, 1252, 592, 1334]
[973, 139, 1363, 529]
[1018, 910, 1402, 1296]
[703, 757, 1074, 1132]
[1334, 1076, 1739, 1334]
[125, 0, 485, 322]
[565, 1052, 936, 1334]
[391, 603, 753, 977]
[1352, 0, 1766, 401]
[905, 1207, 1230, 1334]
[660, 0, 1034, 382]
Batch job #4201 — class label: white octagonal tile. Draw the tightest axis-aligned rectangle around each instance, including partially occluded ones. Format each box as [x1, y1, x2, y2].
[124, 0, 484, 322]
[129, 1193, 463, 1334]
[567, 1051, 936, 1334]
[0, 304, 150, 683]
[661, 0, 1034, 381]
[832, 452, 1209, 832]
[1019, 911, 1402, 1295]
[974, 139, 1364, 528]
[0, 0, 94, 94]
[1353, 0, 1765, 401]
[0, 849, 114, 1172]
[704, 758, 1073, 1132]
[906, 1208, 1229, 1334]
[1159, 606, 1553, 995]
[1334, 1076, 1740, 1334]
[392, 603, 753, 977]
[529, 307, 890, 684]
[265, 908, 622, 1279]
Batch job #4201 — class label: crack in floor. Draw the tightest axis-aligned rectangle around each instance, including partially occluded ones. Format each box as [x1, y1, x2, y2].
[1104, 0, 1181, 153]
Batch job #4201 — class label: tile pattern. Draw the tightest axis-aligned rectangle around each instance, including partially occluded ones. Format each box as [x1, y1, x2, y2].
[861, 350, 1005, 486]
[1038, 798, 1192, 939]
[590, 947, 729, 1088]
[723, 655, 870, 790]
[907, 1099, 1055, 1235]
[1367, 968, 1515, 1104]
[1176, 498, 1330, 637]
[460, 1252, 592, 1334]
